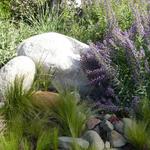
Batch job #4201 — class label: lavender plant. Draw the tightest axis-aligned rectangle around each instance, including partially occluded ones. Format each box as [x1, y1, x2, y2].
[81, 0, 150, 113]
[80, 43, 122, 113]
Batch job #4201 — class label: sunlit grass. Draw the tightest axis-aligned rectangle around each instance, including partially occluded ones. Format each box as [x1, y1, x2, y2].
[50, 91, 93, 137]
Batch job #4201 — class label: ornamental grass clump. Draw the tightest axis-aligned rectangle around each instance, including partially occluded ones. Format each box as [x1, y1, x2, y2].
[3, 76, 34, 122]
[50, 91, 93, 137]
[125, 98, 150, 150]
[0, 73, 94, 149]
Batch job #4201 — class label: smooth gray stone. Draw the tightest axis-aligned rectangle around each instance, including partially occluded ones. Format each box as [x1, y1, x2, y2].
[109, 130, 127, 148]
[58, 136, 89, 150]
[82, 130, 104, 150]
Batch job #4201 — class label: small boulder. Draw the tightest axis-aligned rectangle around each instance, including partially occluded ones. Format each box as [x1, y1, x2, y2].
[109, 130, 127, 148]
[0, 56, 36, 101]
[114, 120, 124, 134]
[58, 136, 89, 150]
[82, 130, 104, 150]
[31, 91, 59, 108]
[122, 118, 133, 130]
[86, 117, 101, 130]
[100, 120, 114, 132]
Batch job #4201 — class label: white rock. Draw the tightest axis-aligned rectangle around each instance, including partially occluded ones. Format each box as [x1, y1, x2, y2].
[82, 130, 105, 150]
[17, 32, 90, 94]
[109, 130, 127, 148]
[105, 141, 111, 149]
[65, 0, 82, 7]
[0, 56, 36, 101]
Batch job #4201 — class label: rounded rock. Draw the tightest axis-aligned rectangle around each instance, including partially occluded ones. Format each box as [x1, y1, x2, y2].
[31, 91, 59, 108]
[82, 130, 104, 150]
[114, 120, 124, 134]
[100, 120, 114, 132]
[17, 32, 90, 95]
[0, 56, 36, 101]
[109, 130, 127, 148]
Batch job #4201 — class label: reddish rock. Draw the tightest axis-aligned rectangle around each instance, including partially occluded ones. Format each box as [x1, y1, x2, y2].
[108, 115, 120, 124]
[86, 117, 101, 129]
[31, 91, 59, 108]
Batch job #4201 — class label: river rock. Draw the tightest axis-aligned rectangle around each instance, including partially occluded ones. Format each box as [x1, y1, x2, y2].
[86, 117, 101, 130]
[109, 130, 127, 148]
[82, 130, 104, 150]
[114, 120, 124, 134]
[0, 56, 36, 101]
[100, 120, 114, 132]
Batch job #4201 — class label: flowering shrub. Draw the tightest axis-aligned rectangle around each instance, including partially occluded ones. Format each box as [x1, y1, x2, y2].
[81, 1, 150, 113]
[80, 43, 121, 112]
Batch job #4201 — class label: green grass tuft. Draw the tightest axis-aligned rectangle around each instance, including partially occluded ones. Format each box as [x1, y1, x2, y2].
[50, 92, 93, 137]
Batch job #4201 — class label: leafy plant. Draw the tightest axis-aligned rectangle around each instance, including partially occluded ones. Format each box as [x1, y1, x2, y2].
[0, 0, 11, 19]
[80, 0, 150, 113]
[125, 120, 150, 150]
[125, 98, 150, 150]
[36, 128, 58, 150]
[2, 76, 34, 121]
[50, 91, 93, 137]
[33, 63, 55, 91]
[80, 42, 120, 112]
[10, 0, 49, 22]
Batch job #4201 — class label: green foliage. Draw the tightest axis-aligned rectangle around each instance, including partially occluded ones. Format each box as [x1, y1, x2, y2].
[125, 98, 150, 149]
[0, 0, 11, 19]
[33, 63, 54, 91]
[0, 132, 20, 150]
[0, 74, 93, 149]
[50, 92, 93, 137]
[112, 0, 133, 30]
[28, 3, 107, 42]
[0, 20, 35, 67]
[0, 0, 137, 67]
[1, 1, 150, 148]
[10, 0, 48, 22]
[125, 121, 150, 150]
[134, 98, 150, 127]
[112, 46, 135, 105]
[36, 129, 58, 150]
[3, 76, 33, 121]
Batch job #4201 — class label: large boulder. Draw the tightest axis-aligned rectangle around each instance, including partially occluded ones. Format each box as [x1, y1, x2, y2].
[17, 32, 90, 94]
[0, 56, 36, 101]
